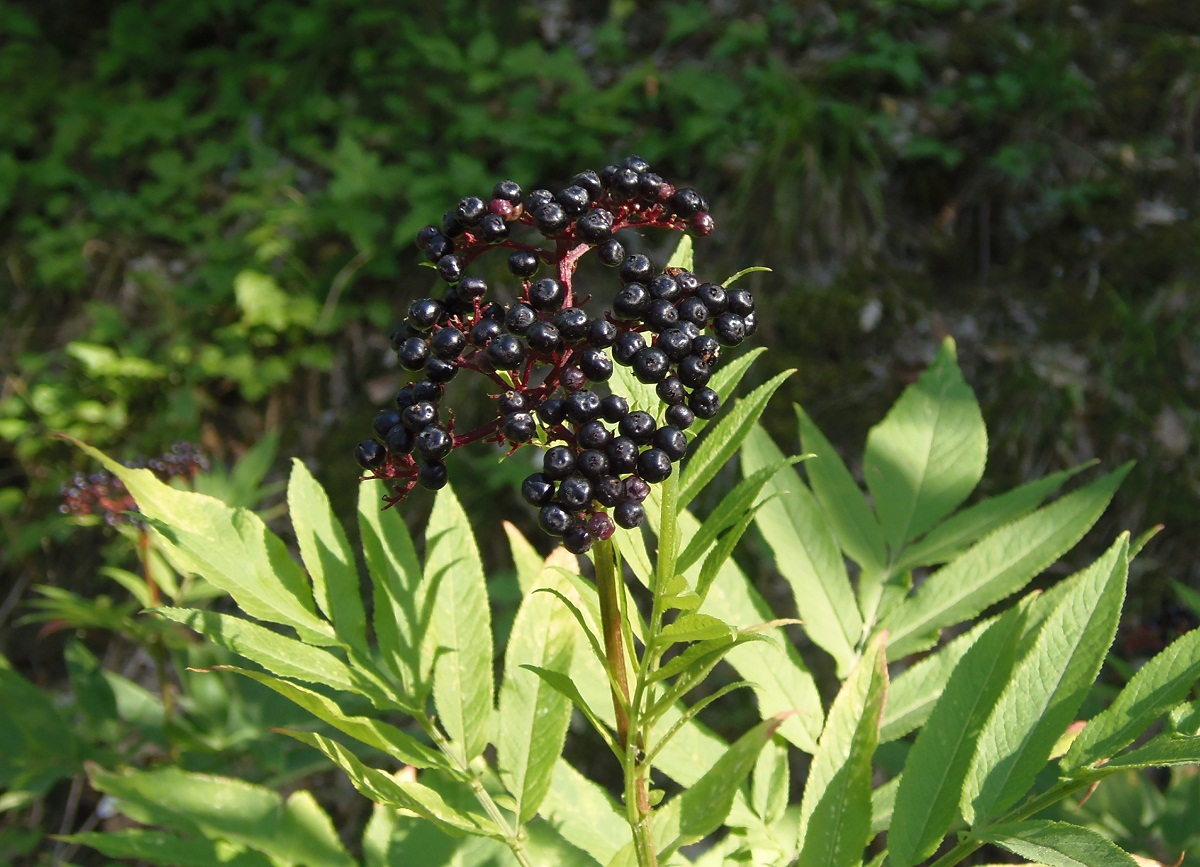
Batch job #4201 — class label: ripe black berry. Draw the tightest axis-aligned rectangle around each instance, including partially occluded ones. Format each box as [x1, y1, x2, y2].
[692, 335, 721, 363]
[478, 213, 509, 242]
[565, 390, 602, 423]
[430, 327, 466, 359]
[614, 283, 651, 320]
[355, 439, 387, 470]
[727, 288, 755, 316]
[600, 393, 629, 423]
[624, 476, 651, 502]
[678, 297, 710, 327]
[556, 185, 590, 216]
[697, 283, 727, 313]
[649, 274, 681, 301]
[598, 239, 625, 266]
[454, 196, 486, 227]
[638, 448, 673, 482]
[678, 355, 711, 388]
[572, 170, 603, 200]
[558, 474, 593, 509]
[416, 225, 440, 249]
[560, 367, 587, 391]
[658, 327, 694, 361]
[486, 334, 526, 369]
[576, 419, 612, 450]
[537, 397, 567, 426]
[653, 426, 688, 462]
[632, 347, 670, 383]
[587, 319, 617, 348]
[470, 319, 503, 346]
[689, 387, 720, 419]
[578, 347, 613, 382]
[620, 254, 653, 284]
[497, 390, 527, 415]
[398, 338, 431, 371]
[614, 501, 646, 530]
[595, 476, 624, 507]
[437, 254, 465, 283]
[494, 179, 522, 204]
[526, 321, 563, 354]
[416, 425, 453, 462]
[374, 409, 403, 437]
[385, 424, 414, 453]
[713, 313, 747, 346]
[619, 411, 656, 444]
[534, 203, 570, 236]
[402, 401, 438, 431]
[613, 331, 647, 365]
[413, 381, 443, 403]
[509, 250, 540, 278]
[645, 299, 679, 332]
[669, 187, 707, 218]
[418, 462, 449, 490]
[744, 312, 759, 336]
[577, 209, 614, 243]
[624, 154, 651, 174]
[543, 445, 576, 480]
[665, 404, 695, 429]
[529, 278, 565, 311]
[539, 503, 571, 536]
[505, 303, 537, 334]
[577, 449, 610, 479]
[522, 473, 555, 507]
[563, 526, 594, 554]
[408, 298, 443, 331]
[459, 276, 488, 299]
[638, 172, 664, 200]
[503, 412, 536, 443]
[426, 358, 459, 383]
[554, 307, 589, 343]
[525, 189, 554, 211]
[656, 377, 687, 406]
[424, 233, 453, 262]
[606, 437, 639, 474]
[610, 167, 640, 199]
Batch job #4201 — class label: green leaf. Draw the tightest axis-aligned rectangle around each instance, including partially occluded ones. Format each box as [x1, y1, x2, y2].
[797, 634, 888, 867]
[679, 370, 793, 507]
[282, 730, 498, 838]
[665, 715, 788, 856]
[895, 463, 1093, 570]
[522, 665, 620, 757]
[977, 820, 1139, 867]
[85, 764, 354, 866]
[751, 737, 790, 826]
[881, 614, 994, 744]
[425, 485, 494, 763]
[742, 425, 861, 675]
[863, 337, 987, 553]
[666, 233, 694, 271]
[658, 613, 735, 645]
[722, 265, 772, 287]
[504, 521, 545, 595]
[156, 608, 362, 696]
[289, 459, 367, 654]
[962, 535, 1129, 824]
[540, 761, 630, 863]
[1102, 733, 1200, 769]
[1064, 626, 1200, 771]
[676, 456, 807, 574]
[60, 830, 271, 867]
[705, 346, 766, 412]
[798, 405, 886, 574]
[69, 441, 331, 643]
[217, 667, 444, 769]
[887, 602, 1029, 867]
[358, 479, 425, 694]
[879, 463, 1131, 658]
[498, 559, 576, 823]
[645, 485, 824, 752]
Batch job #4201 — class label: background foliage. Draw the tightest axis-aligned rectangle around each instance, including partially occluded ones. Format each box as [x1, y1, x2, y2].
[1, 0, 1198, 862]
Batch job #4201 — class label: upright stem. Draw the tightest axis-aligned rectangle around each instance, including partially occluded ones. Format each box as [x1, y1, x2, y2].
[594, 537, 632, 749]
[137, 531, 175, 726]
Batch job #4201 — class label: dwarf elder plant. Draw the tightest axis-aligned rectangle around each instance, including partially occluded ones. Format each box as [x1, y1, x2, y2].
[63, 159, 1200, 867]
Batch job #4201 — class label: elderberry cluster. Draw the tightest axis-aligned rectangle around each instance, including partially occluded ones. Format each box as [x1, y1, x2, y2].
[354, 156, 757, 554]
[62, 442, 208, 526]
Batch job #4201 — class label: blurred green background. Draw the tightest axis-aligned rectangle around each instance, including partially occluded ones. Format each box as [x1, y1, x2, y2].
[1, 0, 1198, 816]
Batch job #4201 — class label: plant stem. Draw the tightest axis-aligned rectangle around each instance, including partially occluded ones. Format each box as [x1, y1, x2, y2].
[595, 536, 633, 749]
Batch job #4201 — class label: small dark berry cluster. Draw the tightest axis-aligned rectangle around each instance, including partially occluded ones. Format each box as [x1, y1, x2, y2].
[62, 442, 208, 526]
[355, 156, 757, 554]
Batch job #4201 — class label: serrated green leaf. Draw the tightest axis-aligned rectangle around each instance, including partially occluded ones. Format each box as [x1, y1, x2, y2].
[743, 425, 861, 675]
[659, 613, 735, 645]
[84, 764, 354, 866]
[156, 607, 362, 696]
[963, 535, 1128, 824]
[217, 667, 443, 769]
[70, 441, 333, 642]
[887, 602, 1028, 867]
[1102, 733, 1200, 769]
[522, 665, 620, 757]
[666, 715, 788, 856]
[871, 776, 898, 836]
[60, 830, 271, 867]
[695, 505, 756, 607]
[977, 820, 1139, 867]
[358, 480, 425, 694]
[864, 338, 987, 553]
[880, 463, 1131, 658]
[426, 485, 494, 763]
[751, 737, 790, 826]
[677, 456, 807, 574]
[798, 405, 886, 574]
[645, 485, 824, 752]
[797, 634, 888, 867]
[282, 730, 497, 838]
[540, 761, 630, 863]
[1063, 627, 1200, 771]
[498, 557, 576, 823]
[679, 370, 793, 507]
[289, 459, 367, 654]
[896, 463, 1094, 571]
[706, 346, 766, 410]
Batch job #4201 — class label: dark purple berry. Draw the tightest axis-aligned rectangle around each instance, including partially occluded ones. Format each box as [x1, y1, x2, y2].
[498, 390, 527, 415]
[689, 213, 715, 236]
[607, 437, 639, 474]
[522, 473, 555, 507]
[402, 401, 438, 431]
[668, 187, 707, 218]
[478, 213, 509, 242]
[494, 179, 523, 204]
[624, 476, 651, 502]
[459, 276, 488, 299]
[355, 439, 387, 470]
[638, 172, 664, 200]
[600, 393, 629, 423]
[437, 254, 465, 283]
[713, 313, 746, 346]
[486, 334, 526, 369]
[595, 476, 624, 507]
[408, 298, 443, 331]
[525, 189, 554, 211]
[537, 397, 567, 426]
[577, 449, 610, 479]
[412, 381, 444, 406]
[539, 503, 571, 536]
[613, 331, 647, 365]
[565, 390, 602, 423]
[587, 319, 617, 348]
[678, 297, 710, 327]
[416, 225, 440, 249]
[623, 154, 651, 174]
[658, 327, 694, 361]
[470, 319, 503, 347]
[579, 347, 613, 382]
[529, 278, 565, 311]
[645, 299, 679, 332]
[577, 209, 614, 243]
[374, 409, 403, 437]
[611, 167, 640, 199]
[620, 254, 653, 284]
[398, 337, 430, 371]
[727, 288, 755, 316]
[619, 411, 656, 444]
[426, 358, 459, 383]
[424, 233, 453, 262]
[558, 474, 593, 509]
[656, 377, 687, 406]
[576, 419, 612, 450]
[654, 426, 688, 462]
[395, 384, 417, 408]
[632, 347, 670, 383]
[692, 335, 721, 363]
[638, 448, 673, 482]
[573, 170, 603, 200]
[556, 185, 590, 216]
[554, 307, 589, 343]
[526, 321, 563, 354]
[503, 412, 536, 443]
[665, 404, 695, 429]
[509, 250, 540, 278]
[560, 366, 587, 391]
[678, 355, 711, 388]
[418, 462, 449, 490]
[442, 210, 465, 238]
[614, 501, 646, 529]
[455, 196, 486, 227]
[689, 387, 720, 419]
[587, 512, 616, 541]
[744, 311, 759, 336]
[614, 283, 651, 320]
[598, 239, 625, 266]
[563, 526, 594, 554]
[697, 283, 727, 313]
[385, 424, 414, 454]
[543, 445, 576, 480]
[416, 425, 453, 462]
[534, 203, 570, 236]
[430, 327, 466, 359]
[649, 274, 681, 301]
[505, 303, 537, 334]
